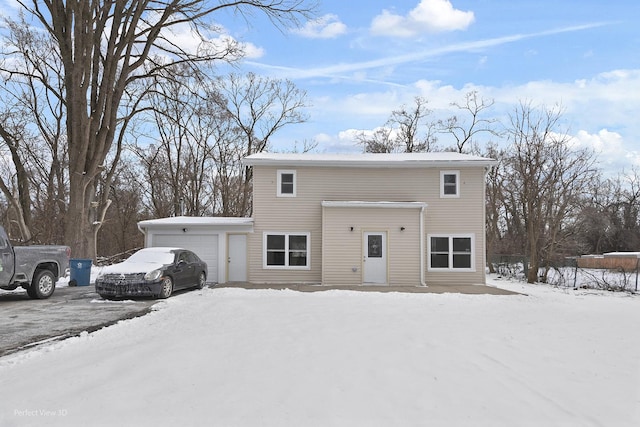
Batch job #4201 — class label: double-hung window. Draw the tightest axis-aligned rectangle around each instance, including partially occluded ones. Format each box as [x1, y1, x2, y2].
[277, 170, 296, 197]
[264, 232, 310, 269]
[428, 235, 474, 271]
[440, 170, 460, 198]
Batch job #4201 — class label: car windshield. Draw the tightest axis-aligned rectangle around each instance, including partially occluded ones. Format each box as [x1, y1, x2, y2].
[126, 249, 175, 265]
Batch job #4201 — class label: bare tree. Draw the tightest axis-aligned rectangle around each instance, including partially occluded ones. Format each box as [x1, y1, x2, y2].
[356, 127, 396, 153]
[438, 91, 498, 153]
[96, 156, 145, 257]
[133, 68, 219, 217]
[5, 0, 316, 258]
[0, 14, 68, 243]
[389, 96, 436, 152]
[575, 169, 640, 253]
[359, 96, 436, 153]
[133, 70, 308, 218]
[0, 111, 34, 238]
[503, 101, 598, 283]
[484, 142, 507, 273]
[216, 72, 309, 216]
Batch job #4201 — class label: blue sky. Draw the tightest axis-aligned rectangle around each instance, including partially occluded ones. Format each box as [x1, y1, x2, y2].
[216, 0, 640, 173]
[2, 0, 639, 174]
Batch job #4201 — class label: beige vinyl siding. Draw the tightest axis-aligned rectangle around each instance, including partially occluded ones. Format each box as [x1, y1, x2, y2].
[322, 207, 421, 285]
[425, 167, 487, 286]
[248, 166, 322, 283]
[249, 165, 487, 286]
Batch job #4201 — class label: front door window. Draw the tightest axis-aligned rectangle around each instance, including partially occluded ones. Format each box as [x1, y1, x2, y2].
[368, 235, 382, 258]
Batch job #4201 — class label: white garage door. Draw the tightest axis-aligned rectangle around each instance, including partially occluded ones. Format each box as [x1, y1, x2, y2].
[151, 234, 218, 283]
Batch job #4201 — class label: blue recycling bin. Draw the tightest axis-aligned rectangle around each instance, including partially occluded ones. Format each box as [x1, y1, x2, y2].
[70, 259, 93, 286]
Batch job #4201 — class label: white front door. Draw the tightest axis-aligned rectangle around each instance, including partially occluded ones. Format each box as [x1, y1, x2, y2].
[228, 234, 247, 282]
[363, 232, 387, 284]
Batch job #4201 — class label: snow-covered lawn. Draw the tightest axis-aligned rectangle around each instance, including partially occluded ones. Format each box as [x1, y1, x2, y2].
[1, 275, 639, 427]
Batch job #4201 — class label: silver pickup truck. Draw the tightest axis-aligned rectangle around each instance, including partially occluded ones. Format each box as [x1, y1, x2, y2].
[0, 226, 71, 299]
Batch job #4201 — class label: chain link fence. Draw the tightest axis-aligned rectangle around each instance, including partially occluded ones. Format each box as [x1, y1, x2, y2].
[489, 255, 640, 292]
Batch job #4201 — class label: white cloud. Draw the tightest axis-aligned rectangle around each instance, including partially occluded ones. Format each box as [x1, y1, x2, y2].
[569, 129, 640, 172]
[238, 39, 265, 59]
[370, 0, 474, 37]
[293, 14, 347, 39]
[154, 21, 264, 61]
[572, 129, 623, 153]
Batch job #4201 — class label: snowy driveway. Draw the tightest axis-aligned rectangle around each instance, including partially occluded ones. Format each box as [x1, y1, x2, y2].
[0, 285, 156, 357]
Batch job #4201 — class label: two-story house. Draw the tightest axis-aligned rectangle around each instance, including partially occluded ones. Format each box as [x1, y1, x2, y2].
[242, 152, 496, 287]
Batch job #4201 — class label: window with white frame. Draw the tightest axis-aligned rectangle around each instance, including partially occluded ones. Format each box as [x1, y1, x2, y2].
[277, 170, 296, 197]
[428, 234, 474, 271]
[440, 170, 460, 198]
[264, 232, 309, 269]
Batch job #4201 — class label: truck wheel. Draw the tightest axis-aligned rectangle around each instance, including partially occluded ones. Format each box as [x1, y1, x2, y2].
[29, 270, 56, 299]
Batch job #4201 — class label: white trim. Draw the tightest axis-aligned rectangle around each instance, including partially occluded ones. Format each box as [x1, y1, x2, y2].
[420, 205, 426, 286]
[440, 170, 460, 198]
[277, 169, 296, 197]
[243, 152, 498, 168]
[427, 234, 475, 272]
[322, 201, 427, 209]
[138, 216, 253, 228]
[263, 232, 310, 270]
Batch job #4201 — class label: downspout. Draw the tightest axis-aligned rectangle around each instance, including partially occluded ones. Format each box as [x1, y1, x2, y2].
[137, 223, 147, 247]
[420, 205, 427, 287]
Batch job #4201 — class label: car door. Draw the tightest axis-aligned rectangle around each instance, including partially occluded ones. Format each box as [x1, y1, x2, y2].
[173, 251, 196, 290]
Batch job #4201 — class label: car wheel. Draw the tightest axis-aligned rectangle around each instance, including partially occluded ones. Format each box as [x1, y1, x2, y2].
[197, 272, 206, 289]
[28, 270, 56, 299]
[158, 276, 173, 299]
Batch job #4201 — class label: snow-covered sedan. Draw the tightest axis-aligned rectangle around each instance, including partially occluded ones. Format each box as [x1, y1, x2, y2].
[95, 247, 207, 299]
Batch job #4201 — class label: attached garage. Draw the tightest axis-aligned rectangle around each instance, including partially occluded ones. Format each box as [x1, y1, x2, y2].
[151, 233, 219, 281]
[137, 216, 253, 284]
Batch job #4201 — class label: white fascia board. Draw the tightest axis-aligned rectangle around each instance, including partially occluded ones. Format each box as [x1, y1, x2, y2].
[138, 216, 254, 228]
[321, 201, 428, 209]
[243, 153, 497, 169]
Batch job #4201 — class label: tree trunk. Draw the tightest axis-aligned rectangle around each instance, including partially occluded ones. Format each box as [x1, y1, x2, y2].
[65, 172, 92, 258]
[527, 234, 539, 283]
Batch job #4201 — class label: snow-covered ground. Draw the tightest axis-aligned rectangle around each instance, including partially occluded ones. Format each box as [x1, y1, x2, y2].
[1, 275, 639, 427]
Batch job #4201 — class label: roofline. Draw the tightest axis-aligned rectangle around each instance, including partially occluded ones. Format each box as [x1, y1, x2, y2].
[242, 155, 497, 168]
[137, 216, 254, 228]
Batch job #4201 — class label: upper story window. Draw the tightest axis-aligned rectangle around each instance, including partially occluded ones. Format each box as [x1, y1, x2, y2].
[277, 170, 296, 197]
[440, 170, 460, 198]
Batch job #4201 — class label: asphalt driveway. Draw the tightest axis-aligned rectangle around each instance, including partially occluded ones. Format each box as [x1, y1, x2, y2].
[0, 285, 157, 357]
[0, 280, 518, 358]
